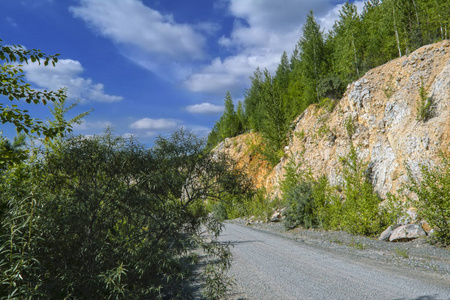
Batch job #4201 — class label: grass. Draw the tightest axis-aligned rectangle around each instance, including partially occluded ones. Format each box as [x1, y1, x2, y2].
[348, 237, 366, 250]
[394, 248, 409, 259]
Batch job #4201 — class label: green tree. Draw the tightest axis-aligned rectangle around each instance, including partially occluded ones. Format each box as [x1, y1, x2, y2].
[219, 91, 239, 140]
[259, 69, 289, 165]
[274, 51, 291, 92]
[298, 10, 326, 104]
[406, 154, 450, 245]
[244, 68, 264, 131]
[236, 100, 246, 133]
[339, 144, 384, 236]
[331, 2, 363, 82]
[1, 130, 254, 299]
[0, 39, 68, 168]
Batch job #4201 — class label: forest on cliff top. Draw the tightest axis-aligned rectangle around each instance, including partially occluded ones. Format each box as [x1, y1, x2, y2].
[208, 0, 450, 165]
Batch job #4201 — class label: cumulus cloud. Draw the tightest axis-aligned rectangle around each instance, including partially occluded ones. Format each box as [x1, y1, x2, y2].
[184, 52, 280, 96]
[22, 59, 123, 103]
[186, 103, 224, 115]
[129, 118, 179, 131]
[70, 0, 205, 61]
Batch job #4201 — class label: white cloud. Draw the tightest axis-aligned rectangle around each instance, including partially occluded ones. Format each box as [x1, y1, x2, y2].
[184, 53, 279, 96]
[129, 118, 179, 130]
[186, 103, 224, 115]
[70, 0, 205, 61]
[72, 120, 112, 131]
[184, 0, 363, 96]
[318, 0, 366, 33]
[180, 125, 211, 137]
[22, 59, 123, 103]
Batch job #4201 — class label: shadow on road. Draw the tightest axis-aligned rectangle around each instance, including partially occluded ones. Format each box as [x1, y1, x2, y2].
[395, 295, 441, 300]
[226, 240, 263, 246]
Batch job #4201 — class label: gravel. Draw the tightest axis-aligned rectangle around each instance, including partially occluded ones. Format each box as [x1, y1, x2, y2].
[223, 219, 450, 299]
[228, 219, 450, 276]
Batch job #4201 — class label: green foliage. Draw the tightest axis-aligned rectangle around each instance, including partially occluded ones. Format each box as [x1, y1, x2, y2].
[330, 2, 363, 81]
[405, 154, 450, 245]
[211, 188, 273, 222]
[299, 11, 326, 104]
[283, 182, 316, 229]
[339, 144, 384, 236]
[344, 115, 356, 139]
[311, 175, 342, 230]
[317, 77, 345, 101]
[258, 69, 290, 166]
[0, 40, 69, 167]
[416, 77, 433, 121]
[394, 248, 409, 258]
[206, 92, 245, 150]
[0, 130, 254, 299]
[318, 98, 337, 113]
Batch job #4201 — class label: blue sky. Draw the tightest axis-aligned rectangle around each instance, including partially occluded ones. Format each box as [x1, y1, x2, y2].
[1, 0, 365, 146]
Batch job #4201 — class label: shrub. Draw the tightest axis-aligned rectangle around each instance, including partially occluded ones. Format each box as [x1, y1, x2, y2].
[416, 77, 433, 122]
[1, 130, 253, 299]
[406, 154, 450, 245]
[312, 175, 342, 230]
[283, 182, 316, 229]
[339, 144, 385, 236]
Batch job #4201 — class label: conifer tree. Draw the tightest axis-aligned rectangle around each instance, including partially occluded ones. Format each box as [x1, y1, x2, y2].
[236, 100, 246, 133]
[259, 69, 289, 165]
[219, 91, 238, 139]
[331, 2, 363, 82]
[244, 68, 264, 131]
[298, 10, 326, 105]
[275, 51, 291, 92]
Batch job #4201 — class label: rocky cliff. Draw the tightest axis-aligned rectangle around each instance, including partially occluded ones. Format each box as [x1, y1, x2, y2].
[216, 40, 450, 199]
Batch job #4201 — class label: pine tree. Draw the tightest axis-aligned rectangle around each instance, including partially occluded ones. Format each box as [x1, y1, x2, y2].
[259, 69, 289, 165]
[331, 2, 363, 82]
[244, 68, 264, 131]
[275, 51, 291, 92]
[219, 91, 238, 139]
[298, 10, 326, 105]
[236, 100, 246, 133]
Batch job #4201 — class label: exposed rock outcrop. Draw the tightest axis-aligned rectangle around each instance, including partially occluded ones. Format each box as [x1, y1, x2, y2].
[216, 41, 450, 201]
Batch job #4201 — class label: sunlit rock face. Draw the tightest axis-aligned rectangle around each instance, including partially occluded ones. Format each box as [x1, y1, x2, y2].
[216, 40, 450, 199]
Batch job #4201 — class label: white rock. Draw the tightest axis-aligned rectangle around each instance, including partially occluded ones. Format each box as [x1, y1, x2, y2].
[389, 224, 427, 242]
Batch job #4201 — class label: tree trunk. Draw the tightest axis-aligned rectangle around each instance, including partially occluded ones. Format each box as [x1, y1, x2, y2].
[351, 35, 360, 77]
[393, 5, 402, 57]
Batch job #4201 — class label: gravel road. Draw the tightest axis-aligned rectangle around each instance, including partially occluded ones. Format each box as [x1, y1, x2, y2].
[219, 223, 450, 300]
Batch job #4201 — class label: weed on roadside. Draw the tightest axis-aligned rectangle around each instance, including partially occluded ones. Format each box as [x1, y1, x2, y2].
[394, 248, 409, 259]
[349, 237, 366, 250]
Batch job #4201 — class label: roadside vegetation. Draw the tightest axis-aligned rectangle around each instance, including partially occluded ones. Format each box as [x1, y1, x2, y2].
[279, 145, 450, 246]
[0, 41, 254, 299]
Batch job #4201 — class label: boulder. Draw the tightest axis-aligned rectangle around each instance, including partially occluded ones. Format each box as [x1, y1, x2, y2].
[389, 224, 427, 242]
[378, 225, 394, 241]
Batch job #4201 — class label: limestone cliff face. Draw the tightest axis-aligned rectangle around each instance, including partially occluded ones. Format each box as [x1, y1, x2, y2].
[217, 41, 450, 198]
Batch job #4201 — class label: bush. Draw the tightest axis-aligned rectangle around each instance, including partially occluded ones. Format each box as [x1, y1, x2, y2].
[416, 77, 433, 122]
[406, 154, 450, 245]
[283, 182, 316, 229]
[339, 145, 385, 236]
[0, 130, 253, 299]
[312, 175, 342, 230]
